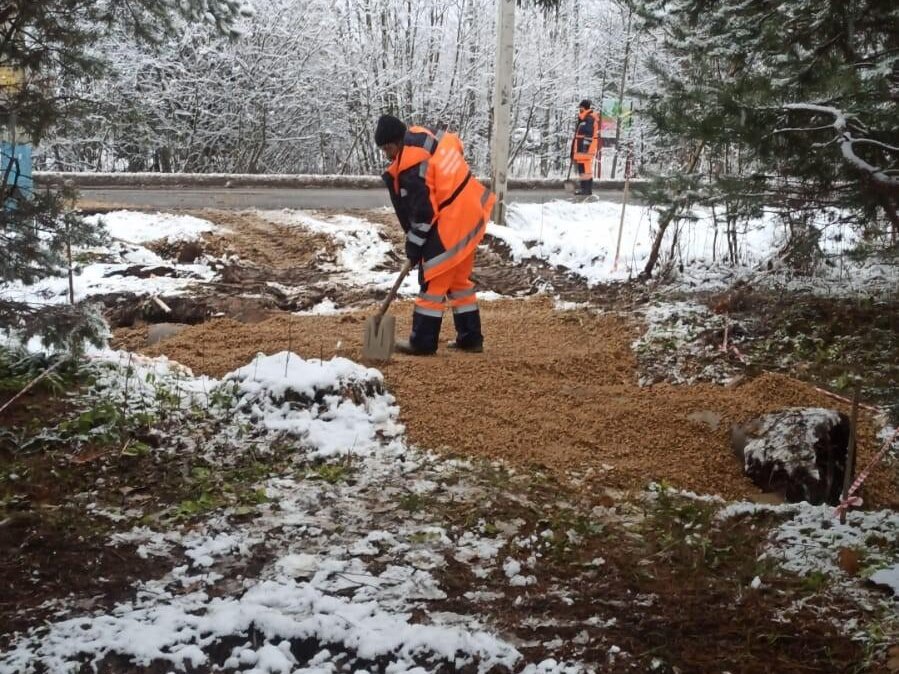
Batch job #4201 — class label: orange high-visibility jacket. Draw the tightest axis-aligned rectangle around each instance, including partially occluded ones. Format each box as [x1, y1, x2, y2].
[572, 108, 601, 163]
[383, 126, 495, 281]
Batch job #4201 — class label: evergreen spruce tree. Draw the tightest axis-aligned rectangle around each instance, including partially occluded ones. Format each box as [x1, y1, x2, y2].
[0, 0, 250, 349]
[630, 0, 899, 278]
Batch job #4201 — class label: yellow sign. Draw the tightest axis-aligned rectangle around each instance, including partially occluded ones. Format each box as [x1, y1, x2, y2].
[0, 66, 24, 89]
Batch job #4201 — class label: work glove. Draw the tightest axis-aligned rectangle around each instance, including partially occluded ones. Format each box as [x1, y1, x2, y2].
[405, 242, 422, 266]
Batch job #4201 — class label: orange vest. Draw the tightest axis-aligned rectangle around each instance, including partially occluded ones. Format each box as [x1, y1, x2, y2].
[573, 109, 601, 161]
[387, 127, 495, 281]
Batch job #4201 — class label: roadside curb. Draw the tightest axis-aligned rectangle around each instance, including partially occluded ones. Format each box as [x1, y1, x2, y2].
[35, 171, 639, 191]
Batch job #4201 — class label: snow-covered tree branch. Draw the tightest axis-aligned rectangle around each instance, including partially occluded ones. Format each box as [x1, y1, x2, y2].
[779, 103, 899, 189]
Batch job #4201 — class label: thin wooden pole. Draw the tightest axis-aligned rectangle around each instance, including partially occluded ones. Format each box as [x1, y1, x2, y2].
[839, 382, 861, 525]
[490, 0, 516, 226]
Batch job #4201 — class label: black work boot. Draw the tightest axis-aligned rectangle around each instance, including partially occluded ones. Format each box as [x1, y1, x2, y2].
[580, 179, 592, 196]
[447, 309, 483, 353]
[396, 311, 441, 355]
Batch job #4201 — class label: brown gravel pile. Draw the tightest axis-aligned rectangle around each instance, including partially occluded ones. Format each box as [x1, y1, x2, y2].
[116, 297, 899, 507]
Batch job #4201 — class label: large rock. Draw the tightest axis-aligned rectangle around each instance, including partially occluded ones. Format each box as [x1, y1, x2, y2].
[732, 408, 849, 505]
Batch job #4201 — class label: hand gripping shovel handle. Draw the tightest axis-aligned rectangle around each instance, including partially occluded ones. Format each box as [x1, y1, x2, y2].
[375, 259, 413, 324]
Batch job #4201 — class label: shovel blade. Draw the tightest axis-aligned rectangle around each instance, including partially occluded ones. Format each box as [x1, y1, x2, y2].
[563, 179, 576, 194]
[362, 314, 396, 361]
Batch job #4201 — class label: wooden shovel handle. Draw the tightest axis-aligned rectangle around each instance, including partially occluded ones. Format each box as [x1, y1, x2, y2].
[376, 259, 413, 321]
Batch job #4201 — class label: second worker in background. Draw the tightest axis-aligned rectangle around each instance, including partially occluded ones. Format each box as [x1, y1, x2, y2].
[571, 99, 601, 196]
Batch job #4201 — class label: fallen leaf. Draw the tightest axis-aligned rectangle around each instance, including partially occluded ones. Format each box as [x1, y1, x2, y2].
[837, 547, 861, 576]
[596, 494, 615, 508]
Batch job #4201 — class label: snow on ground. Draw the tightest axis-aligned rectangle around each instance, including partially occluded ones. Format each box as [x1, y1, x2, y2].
[491, 199, 899, 296]
[291, 297, 348, 316]
[630, 300, 743, 385]
[0, 348, 583, 673]
[2, 211, 222, 306]
[224, 351, 403, 459]
[717, 501, 899, 597]
[257, 210, 509, 309]
[490, 200, 660, 285]
[258, 210, 420, 297]
[870, 565, 899, 595]
[83, 210, 223, 244]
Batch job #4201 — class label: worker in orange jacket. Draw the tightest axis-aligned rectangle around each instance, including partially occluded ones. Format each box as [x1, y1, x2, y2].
[375, 114, 495, 355]
[571, 99, 601, 195]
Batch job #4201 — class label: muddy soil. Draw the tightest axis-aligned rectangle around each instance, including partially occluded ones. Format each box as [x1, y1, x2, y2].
[740, 292, 899, 420]
[195, 209, 338, 270]
[0, 380, 296, 641]
[0, 387, 155, 640]
[425, 474, 871, 674]
[114, 297, 899, 508]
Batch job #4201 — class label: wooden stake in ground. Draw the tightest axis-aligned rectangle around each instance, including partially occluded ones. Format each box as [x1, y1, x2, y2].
[152, 295, 172, 314]
[285, 315, 293, 376]
[839, 382, 861, 525]
[66, 223, 74, 305]
[612, 145, 632, 272]
[610, 7, 633, 180]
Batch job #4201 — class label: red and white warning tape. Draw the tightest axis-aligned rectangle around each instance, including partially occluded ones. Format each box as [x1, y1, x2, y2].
[834, 426, 899, 517]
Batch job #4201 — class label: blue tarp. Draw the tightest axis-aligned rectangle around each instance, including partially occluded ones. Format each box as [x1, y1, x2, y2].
[1, 141, 33, 199]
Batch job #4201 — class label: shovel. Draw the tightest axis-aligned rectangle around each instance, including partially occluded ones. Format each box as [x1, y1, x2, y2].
[362, 259, 413, 361]
[563, 159, 577, 194]
[563, 117, 580, 194]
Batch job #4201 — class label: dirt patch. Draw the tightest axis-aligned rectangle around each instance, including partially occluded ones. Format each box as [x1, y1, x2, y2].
[197, 209, 338, 270]
[120, 297, 899, 508]
[0, 385, 161, 640]
[0, 505, 159, 642]
[0, 389, 71, 434]
[426, 477, 870, 673]
[480, 236, 652, 307]
[330, 209, 650, 305]
[94, 207, 896, 507]
[94, 209, 397, 331]
[0, 381, 304, 642]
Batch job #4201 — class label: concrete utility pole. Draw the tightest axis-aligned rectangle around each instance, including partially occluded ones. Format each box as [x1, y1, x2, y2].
[490, 0, 515, 226]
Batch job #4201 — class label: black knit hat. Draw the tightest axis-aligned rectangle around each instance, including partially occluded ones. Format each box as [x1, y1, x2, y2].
[375, 114, 407, 146]
[579, 99, 592, 109]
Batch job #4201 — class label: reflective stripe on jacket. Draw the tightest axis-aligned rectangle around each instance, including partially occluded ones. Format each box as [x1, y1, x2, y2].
[572, 109, 601, 162]
[383, 126, 495, 281]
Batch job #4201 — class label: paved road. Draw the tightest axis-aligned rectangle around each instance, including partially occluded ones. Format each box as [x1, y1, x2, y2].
[78, 186, 633, 211]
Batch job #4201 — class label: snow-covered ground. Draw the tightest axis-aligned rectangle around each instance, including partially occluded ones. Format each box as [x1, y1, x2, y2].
[490, 200, 898, 296]
[257, 210, 420, 298]
[629, 299, 745, 386]
[3, 344, 896, 672]
[1, 211, 223, 306]
[8, 201, 892, 319]
[717, 501, 899, 599]
[84, 210, 222, 244]
[0, 350, 576, 673]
